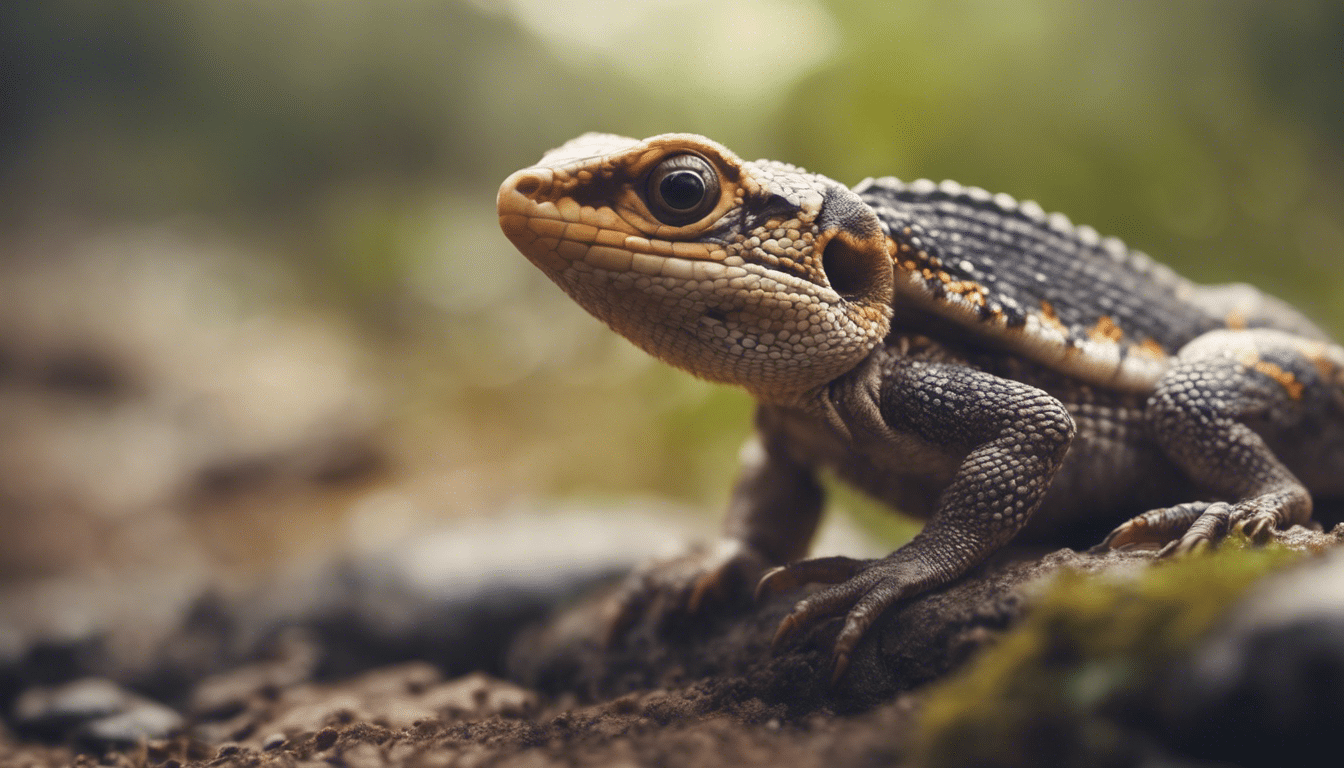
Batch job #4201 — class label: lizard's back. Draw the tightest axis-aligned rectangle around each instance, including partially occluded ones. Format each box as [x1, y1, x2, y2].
[855, 178, 1329, 393]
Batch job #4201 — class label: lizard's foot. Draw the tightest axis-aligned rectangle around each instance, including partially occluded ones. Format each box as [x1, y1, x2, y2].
[756, 553, 943, 682]
[1100, 501, 1210, 551]
[604, 538, 770, 647]
[1101, 496, 1300, 556]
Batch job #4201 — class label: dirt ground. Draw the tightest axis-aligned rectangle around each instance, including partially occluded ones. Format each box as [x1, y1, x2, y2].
[0, 668, 923, 768]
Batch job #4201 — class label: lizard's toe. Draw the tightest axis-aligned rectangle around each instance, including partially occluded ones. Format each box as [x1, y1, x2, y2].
[764, 555, 945, 680]
[768, 574, 874, 654]
[1101, 502, 1209, 550]
[1165, 501, 1233, 557]
[1103, 499, 1290, 556]
[829, 587, 908, 682]
[755, 555, 867, 601]
[604, 539, 767, 647]
[1233, 512, 1276, 543]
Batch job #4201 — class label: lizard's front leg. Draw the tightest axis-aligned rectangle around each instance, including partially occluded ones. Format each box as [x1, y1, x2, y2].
[759, 360, 1076, 680]
[605, 411, 824, 642]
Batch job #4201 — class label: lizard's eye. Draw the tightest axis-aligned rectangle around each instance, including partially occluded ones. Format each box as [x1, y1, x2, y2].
[646, 153, 720, 226]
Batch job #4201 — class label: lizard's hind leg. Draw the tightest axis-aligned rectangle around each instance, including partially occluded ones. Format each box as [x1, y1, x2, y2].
[1104, 329, 1343, 554]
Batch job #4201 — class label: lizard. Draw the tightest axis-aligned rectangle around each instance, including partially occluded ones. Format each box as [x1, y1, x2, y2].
[496, 132, 1344, 681]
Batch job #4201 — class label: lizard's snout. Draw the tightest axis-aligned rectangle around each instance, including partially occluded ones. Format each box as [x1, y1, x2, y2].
[499, 167, 549, 203]
[497, 167, 560, 270]
[497, 167, 551, 223]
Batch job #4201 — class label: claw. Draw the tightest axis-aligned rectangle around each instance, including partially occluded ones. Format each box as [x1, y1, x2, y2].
[687, 568, 726, 613]
[602, 584, 644, 649]
[1100, 518, 1151, 550]
[1102, 502, 1208, 550]
[755, 565, 795, 602]
[602, 539, 770, 647]
[763, 555, 940, 683]
[771, 585, 856, 655]
[1178, 536, 1213, 556]
[755, 556, 867, 601]
[1238, 516, 1272, 543]
[770, 612, 802, 655]
[831, 651, 851, 684]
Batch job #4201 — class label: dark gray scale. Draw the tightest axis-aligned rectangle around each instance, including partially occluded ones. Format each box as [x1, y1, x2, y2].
[855, 179, 1224, 357]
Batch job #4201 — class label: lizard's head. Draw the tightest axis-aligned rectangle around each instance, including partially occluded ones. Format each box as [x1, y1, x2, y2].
[497, 133, 893, 401]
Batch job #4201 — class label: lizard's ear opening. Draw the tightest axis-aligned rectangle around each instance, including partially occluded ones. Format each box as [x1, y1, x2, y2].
[816, 185, 894, 305]
[822, 233, 876, 299]
[819, 230, 894, 304]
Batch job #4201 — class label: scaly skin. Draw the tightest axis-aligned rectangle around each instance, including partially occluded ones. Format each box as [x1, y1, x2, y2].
[497, 133, 1344, 681]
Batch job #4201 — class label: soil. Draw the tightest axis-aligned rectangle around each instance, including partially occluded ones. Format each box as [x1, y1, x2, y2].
[0, 542, 1219, 767]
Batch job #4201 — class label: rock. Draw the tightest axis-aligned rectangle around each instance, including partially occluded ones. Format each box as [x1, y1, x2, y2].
[76, 702, 183, 751]
[509, 546, 1157, 711]
[13, 677, 181, 749]
[0, 508, 687, 715]
[14, 678, 130, 737]
[1157, 545, 1344, 765]
[305, 511, 685, 679]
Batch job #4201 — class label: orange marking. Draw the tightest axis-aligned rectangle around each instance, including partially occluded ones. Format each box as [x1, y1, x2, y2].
[1254, 361, 1304, 401]
[1236, 349, 1305, 401]
[1038, 300, 1069, 335]
[1225, 310, 1247, 330]
[1305, 343, 1337, 380]
[1088, 315, 1125, 344]
[1136, 339, 1167, 359]
[943, 279, 990, 308]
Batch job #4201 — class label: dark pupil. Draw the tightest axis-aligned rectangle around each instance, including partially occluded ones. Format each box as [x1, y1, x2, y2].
[659, 170, 705, 211]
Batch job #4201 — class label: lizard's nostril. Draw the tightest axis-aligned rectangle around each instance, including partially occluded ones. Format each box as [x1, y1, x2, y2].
[498, 168, 553, 218]
[513, 174, 542, 197]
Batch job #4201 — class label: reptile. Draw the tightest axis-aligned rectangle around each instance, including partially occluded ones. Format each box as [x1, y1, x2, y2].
[496, 133, 1344, 680]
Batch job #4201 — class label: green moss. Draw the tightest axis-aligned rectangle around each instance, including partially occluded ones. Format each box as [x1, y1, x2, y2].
[915, 540, 1303, 768]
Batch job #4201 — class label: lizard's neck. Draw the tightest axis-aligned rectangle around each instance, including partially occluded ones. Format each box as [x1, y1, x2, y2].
[747, 351, 890, 440]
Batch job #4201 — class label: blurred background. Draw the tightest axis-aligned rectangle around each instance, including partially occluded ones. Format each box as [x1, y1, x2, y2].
[1, 0, 1341, 602]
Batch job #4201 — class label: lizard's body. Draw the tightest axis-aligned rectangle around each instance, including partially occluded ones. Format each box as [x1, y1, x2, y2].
[761, 339, 1186, 546]
[497, 133, 1344, 678]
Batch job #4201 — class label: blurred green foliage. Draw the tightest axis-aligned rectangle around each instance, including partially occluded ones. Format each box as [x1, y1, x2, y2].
[3, 0, 1341, 529]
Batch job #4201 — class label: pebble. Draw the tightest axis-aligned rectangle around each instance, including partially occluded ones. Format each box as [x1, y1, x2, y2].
[13, 677, 182, 749]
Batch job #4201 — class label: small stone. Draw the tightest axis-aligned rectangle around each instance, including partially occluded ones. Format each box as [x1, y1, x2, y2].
[262, 733, 288, 751]
[78, 701, 183, 749]
[15, 678, 128, 727]
[313, 727, 339, 751]
[13, 678, 181, 748]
